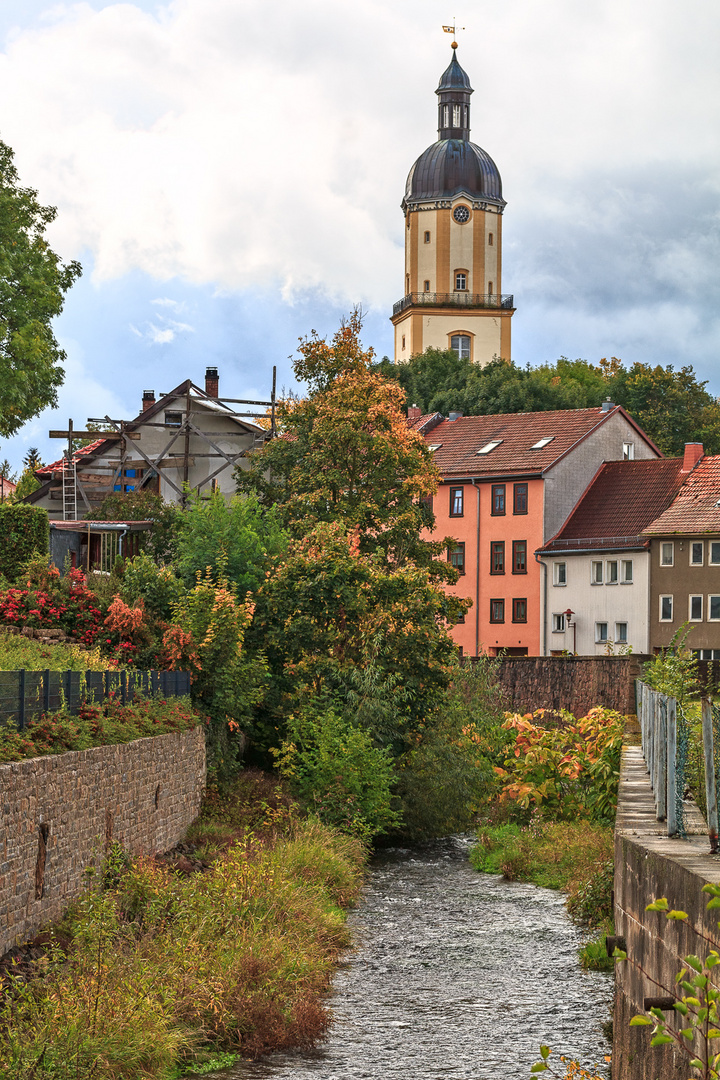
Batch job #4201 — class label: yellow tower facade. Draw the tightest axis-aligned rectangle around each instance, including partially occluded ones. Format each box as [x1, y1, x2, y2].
[391, 47, 514, 364]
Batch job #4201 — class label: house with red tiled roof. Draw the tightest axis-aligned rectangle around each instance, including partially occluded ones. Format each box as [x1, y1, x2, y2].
[642, 446, 720, 658]
[536, 458, 686, 655]
[417, 401, 662, 656]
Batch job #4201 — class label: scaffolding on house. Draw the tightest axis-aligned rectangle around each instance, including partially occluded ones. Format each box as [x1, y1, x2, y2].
[47, 369, 277, 515]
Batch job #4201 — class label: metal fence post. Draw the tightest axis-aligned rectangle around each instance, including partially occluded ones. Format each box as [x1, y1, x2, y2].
[657, 698, 667, 822]
[667, 697, 677, 836]
[18, 670, 25, 731]
[702, 698, 719, 853]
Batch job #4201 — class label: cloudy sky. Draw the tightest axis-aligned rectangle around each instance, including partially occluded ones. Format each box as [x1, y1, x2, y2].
[1, 0, 719, 472]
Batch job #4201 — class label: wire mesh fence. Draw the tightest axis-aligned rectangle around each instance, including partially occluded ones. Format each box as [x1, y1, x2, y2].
[0, 668, 191, 730]
[636, 679, 720, 849]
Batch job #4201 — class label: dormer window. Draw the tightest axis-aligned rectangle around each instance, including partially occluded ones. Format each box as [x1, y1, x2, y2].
[530, 436, 554, 449]
[477, 439, 503, 455]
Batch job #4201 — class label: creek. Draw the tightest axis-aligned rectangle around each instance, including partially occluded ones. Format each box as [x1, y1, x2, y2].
[212, 836, 612, 1080]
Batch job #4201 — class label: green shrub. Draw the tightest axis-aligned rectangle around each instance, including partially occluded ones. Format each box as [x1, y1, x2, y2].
[0, 503, 49, 582]
[121, 554, 185, 620]
[173, 491, 288, 596]
[272, 703, 402, 843]
[395, 659, 511, 839]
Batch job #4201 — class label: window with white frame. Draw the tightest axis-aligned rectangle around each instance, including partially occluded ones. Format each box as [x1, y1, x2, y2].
[596, 622, 609, 643]
[691, 542, 704, 566]
[623, 442, 635, 460]
[660, 542, 674, 566]
[711, 542, 720, 565]
[615, 622, 628, 643]
[690, 595, 703, 621]
[591, 561, 603, 584]
[660, 595, 673, 621]
[552, 613, 566, 633]
[621, 559, 633, 583]
[451, 334, 471, 359]
[701, 649, 720, 660]
[554, 562, 567, 586]
[606, 560, 618, 584]
[709, 595, 720, 622]
[455, 272, 467, 291]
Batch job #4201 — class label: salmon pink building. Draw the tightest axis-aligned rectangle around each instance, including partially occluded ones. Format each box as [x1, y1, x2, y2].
[410, 404, 661, 656]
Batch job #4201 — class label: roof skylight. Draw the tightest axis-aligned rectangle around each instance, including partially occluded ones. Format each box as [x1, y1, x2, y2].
[428, 443, 442, 451]
[530, 436, 555, 449]
[477, 439, 503, 455]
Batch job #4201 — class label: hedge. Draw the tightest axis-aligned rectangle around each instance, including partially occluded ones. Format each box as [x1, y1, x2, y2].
[0, 504, 50, 581]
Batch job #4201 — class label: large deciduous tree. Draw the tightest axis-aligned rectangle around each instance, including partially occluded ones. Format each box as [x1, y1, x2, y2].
[376, 350, 720, 457]
[237, 313, 470, 754]
[237, 311, 453, 578]
[0, 140, 81, 437]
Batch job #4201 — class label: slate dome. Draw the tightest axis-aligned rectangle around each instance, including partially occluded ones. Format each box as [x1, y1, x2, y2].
[404, 140, 504, 205]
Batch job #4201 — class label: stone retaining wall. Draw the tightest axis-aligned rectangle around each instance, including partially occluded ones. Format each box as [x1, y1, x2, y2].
[496, 655, 647, 717]
[613, 736, 720, 1079]
[0, 727, 205, 957]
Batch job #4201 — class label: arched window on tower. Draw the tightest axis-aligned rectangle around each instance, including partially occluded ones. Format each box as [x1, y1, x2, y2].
[455, 271, 467, 291]
[443, 105, 450, 128]
[488, 281, 494, 296]
[453, 105, 461, 127]
[451, 335, 471, 359]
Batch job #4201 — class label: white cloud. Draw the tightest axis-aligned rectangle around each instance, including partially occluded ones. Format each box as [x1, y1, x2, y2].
[0, 0, 716, 315]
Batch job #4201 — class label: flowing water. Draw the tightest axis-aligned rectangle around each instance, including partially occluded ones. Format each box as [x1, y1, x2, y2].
[209, 837, 612, 1080]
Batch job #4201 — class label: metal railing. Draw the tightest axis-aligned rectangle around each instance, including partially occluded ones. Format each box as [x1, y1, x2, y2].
[637, 680, 720, 849]
[392, 291, 514, 316]
[0, 668, 191, 729]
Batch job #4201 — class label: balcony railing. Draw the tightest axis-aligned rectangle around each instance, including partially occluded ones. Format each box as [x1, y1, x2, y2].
[392, 291, 514, 316]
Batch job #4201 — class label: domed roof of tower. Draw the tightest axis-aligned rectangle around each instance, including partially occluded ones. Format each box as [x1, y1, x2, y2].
[403, 47, 505, 209]
[436, 49, 473, 93]
[405, 140, 503, 205]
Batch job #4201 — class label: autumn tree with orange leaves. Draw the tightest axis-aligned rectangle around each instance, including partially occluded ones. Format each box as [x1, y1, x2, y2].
[237, 310, 455, 579]
[236, 312, 470, 756]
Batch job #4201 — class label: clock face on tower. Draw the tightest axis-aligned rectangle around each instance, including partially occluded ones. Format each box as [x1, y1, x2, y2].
[453, 205, 470, 223]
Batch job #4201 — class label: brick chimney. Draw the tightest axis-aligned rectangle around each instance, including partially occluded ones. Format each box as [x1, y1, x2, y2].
[408, 404, 421, 421]
[142, 390, 155, 412]
[682, 442, 704, 472]
[205, 366, 219, 398]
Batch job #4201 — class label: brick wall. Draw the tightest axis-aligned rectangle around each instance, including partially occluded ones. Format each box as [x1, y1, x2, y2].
[0, 727, 205, 958]
[495, 655, 647, 716]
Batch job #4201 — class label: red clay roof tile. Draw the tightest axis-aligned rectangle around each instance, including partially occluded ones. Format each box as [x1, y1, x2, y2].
[643, 455, 720, 535]
[422, 407, 625, 477]
[542, 459, 685, 552]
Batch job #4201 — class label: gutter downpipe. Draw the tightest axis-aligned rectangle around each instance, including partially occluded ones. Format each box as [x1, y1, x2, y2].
[470, 479, 480, 657]
[534, 552, 547, 656]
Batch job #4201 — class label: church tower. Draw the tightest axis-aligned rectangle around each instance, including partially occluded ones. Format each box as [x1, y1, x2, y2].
[391, 46, 514, 364]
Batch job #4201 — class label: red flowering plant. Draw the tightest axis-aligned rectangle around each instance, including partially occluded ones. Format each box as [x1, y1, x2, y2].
[0, 563, 108, 646]
[101, 595, 164, 668]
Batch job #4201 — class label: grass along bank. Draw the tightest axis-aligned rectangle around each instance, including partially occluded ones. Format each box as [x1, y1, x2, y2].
[0, 771, 366, 1080]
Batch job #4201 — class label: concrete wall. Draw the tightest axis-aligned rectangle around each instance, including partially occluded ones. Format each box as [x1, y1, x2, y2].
[0, 727, 205, 958]
[614, 741, 720, 1080]
[495, 655, 646, 716]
